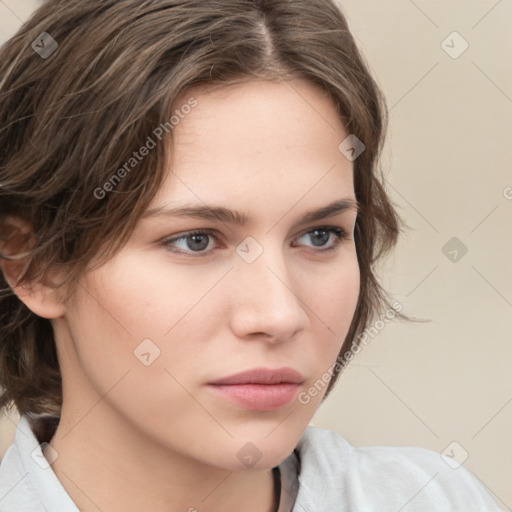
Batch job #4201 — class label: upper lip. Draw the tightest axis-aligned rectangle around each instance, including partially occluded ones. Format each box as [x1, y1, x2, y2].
[209, 367, 305, 385]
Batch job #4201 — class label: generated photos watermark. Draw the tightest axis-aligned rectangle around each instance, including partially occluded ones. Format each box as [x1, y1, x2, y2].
[94, 97, 198, 199]
[297, 301, 403, 405]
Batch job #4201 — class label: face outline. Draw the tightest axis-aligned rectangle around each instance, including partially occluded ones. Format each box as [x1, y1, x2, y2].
[51, 78, 360, 473]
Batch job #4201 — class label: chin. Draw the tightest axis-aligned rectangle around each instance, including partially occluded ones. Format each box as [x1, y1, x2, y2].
[224, 429, 301, 471]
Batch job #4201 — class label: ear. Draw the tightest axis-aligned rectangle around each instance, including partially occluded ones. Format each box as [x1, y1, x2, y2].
[0, 215, 67, 319]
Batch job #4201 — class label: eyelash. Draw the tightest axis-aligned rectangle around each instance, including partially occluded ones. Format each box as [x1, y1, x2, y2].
[161, 225, 350, 257]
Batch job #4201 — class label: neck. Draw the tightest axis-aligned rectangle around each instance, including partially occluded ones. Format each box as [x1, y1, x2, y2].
[48, 404, 278, 512]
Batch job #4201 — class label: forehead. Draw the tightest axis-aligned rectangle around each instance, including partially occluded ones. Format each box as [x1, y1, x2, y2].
[150, 78, 354, 219]
[173, 78, 346, 155]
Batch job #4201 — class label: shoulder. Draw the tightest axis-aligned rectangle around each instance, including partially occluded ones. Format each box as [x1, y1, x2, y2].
[294, 425, 502, 511]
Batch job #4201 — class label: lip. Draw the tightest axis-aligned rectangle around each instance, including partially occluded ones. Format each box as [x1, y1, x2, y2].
[207, 367, 304, 411]
[208, 367, 305, 385]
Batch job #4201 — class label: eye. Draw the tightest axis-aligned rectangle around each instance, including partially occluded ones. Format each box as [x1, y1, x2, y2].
[162, 230, 217, 256]
[292, 226, 349, 251]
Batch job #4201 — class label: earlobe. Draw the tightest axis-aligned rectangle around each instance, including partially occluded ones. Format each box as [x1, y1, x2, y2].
[0, 215, 67, 320]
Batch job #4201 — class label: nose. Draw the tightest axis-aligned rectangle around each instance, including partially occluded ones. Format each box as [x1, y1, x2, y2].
[229, 243, 310, 342]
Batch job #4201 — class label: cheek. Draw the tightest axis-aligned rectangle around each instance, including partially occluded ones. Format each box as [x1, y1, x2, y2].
[63, 253, 229, 384]
[290, 256, 360, 411]
[61, 265, 217, 429]
[310, 254, 360, 363]
[78, 251, 225, 338]
[335, 256, 360, 324]
[313, 253, 360, 330]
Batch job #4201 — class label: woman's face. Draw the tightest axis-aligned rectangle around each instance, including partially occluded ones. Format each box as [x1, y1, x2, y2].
[54, 78, 360, 470]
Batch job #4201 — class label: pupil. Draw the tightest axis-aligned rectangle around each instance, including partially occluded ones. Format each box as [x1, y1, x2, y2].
[188, 234, 209, 251]
[311, 230, 329, 247]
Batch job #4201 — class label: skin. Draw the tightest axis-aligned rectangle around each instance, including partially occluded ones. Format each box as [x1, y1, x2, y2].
[5, 78, 360, 512]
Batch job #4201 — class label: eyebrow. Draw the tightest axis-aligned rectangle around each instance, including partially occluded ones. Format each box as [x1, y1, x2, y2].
[141, 197, 359, 227]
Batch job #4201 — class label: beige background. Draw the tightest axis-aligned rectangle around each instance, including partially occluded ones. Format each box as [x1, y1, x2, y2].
[1, 0, 511, 509]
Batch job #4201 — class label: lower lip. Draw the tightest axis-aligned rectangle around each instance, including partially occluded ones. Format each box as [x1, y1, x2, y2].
[206, 383, 300, 411]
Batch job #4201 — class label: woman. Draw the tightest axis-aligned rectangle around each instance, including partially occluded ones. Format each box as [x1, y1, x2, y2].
[0, 1, 501, 511]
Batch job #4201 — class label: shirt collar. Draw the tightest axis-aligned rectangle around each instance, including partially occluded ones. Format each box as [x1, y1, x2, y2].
[15, 415, 80, 511]
[275, 448, 300, 512]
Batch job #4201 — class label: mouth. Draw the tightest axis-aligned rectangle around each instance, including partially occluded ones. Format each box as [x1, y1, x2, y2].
[207, 367, 304, 411]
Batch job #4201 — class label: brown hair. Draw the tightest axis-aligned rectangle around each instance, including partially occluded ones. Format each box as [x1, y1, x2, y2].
[0, 0, 417, 434]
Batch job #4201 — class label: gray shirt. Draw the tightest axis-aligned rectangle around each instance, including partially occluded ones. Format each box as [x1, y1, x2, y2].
[0, 415, 502, 511]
